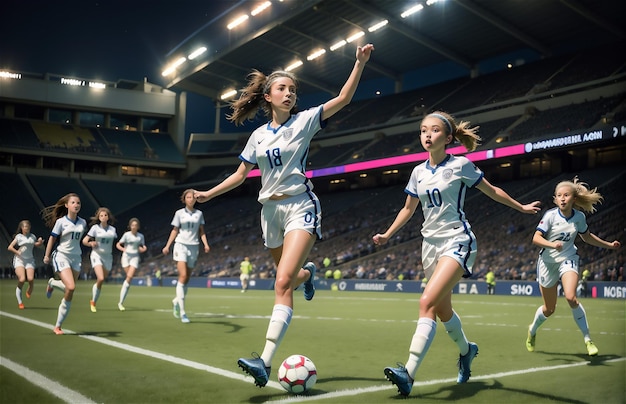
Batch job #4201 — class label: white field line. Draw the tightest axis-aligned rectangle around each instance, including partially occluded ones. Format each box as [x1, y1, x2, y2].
[0, 355, 97, 403]
[266, 357, 626, 403]
[2, 310, 624, 403]
[0, 311, 284, 391]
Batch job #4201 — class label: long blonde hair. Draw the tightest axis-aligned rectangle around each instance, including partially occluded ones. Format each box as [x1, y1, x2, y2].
[227, 69, 298, 126]
[41, 193, 80, 229]
[425, 111, 481, 152]
[554, 176, 603, 213]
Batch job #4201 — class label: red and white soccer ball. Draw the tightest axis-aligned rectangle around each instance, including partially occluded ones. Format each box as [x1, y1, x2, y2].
[277, 354, 317, 394]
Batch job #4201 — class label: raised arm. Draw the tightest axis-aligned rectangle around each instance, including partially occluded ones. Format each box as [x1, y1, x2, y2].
[322, 43, 374, 120]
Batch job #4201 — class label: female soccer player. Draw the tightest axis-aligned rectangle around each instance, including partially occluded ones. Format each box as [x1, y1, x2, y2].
[525, 177, 620, 356]
[7, 220, 43, 309]
[42, 193, 87, 335]
[82, 207, 117, 313]
[194, 43, 374, 388]
[116, 217, 147, 311]
[373, 111, 541, 396]
[162, 189, 210, 323]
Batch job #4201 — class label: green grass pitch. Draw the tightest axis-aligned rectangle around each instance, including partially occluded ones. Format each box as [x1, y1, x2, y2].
[1, 279, 624, 403]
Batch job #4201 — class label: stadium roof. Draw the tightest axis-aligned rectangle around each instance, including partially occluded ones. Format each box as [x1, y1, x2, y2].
[162, 0, 625, 101]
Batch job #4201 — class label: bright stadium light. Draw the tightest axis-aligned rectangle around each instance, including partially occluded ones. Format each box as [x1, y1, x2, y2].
[227, 14, 249, 30]
[285, 60, 303, 71]
[161, 57, 187, 76]
[220, 89, 237, 100]
[188, 47, 207, 60]
[401, 4, 424, 18]
[330, 40, 347, 51]
[368, 20, 388, 32]
[306, 48, 326, 61]
[251, 1, 271, 16]
[346, 31, 364, 43]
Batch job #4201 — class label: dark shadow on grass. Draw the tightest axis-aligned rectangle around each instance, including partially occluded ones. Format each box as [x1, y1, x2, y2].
[536, 350, 621, 366]
[76, 330, 123, 337]
[316, 376, 387, 384]
[401, 380, 588, 403]
[174, 319, 243, 333]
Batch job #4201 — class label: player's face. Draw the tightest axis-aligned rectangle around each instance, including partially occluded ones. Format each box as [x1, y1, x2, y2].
[130, 220, 140, 233]
[554, 185, 575, 211]
[265, 77, 296, 113]
[420, 116, 452, 152]
[184, 192, 196, 208]
[98, 210, 109, 224]
[66, 196, 81, 214]
[21, 222, 31, 234]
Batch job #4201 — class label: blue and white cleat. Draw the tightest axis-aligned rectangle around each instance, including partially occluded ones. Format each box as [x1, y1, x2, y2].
[237, 353, 270, 387]
[457, 342, 479, 383]
[384, 363, 414, 396]
[180, 314, 190, 323]
[303, 262, 316, 301]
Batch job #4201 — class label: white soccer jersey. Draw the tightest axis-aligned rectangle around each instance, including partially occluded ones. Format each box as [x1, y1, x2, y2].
[239, 105, 325, 204]
[171, 207, 205, 245]
[12, 233, 38, 260]
[51, 216, 87, 255]
[87, 224, 117, 256]
[405, 154, 484, 240]
[536, 207, 588, 263]
[118, 231, 145, 254]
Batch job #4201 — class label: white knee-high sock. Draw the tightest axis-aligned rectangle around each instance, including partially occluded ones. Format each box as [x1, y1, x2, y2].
[119, 280, 130, 304]
[405, 317, 437, 379]
[15, 286, 23, 304]
[572, 303, 591, 341]
[56, 299, 71, 327]
[260, 304, 293, 367]
[443, 310, 470, 355]
[176, 282, 186, 315]
[92, 283, 100, 303]
[529, 306, 547, 335]
[50, 279, 65, 292]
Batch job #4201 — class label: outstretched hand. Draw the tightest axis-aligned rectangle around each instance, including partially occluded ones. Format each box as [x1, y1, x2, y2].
[193, 190, 210, 203]
[522, 201, 541, 215]
[372, 233, 388, 246]
[356, 43, 374, 63]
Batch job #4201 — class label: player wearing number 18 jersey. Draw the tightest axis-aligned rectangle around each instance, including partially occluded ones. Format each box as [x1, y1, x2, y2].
[194, 43, 375, 388]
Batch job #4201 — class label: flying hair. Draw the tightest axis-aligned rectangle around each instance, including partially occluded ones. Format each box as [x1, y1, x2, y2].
[227, 69, 298, 126]
[554, 176, 603, 213]
[426, 111, 481, 152]
[41, 193, 80, 229]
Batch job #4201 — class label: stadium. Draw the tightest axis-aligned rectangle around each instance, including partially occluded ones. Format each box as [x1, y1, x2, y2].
[1, 1, 625, 403]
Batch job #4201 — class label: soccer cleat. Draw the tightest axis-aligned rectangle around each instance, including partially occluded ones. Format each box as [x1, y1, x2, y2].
[237, 353, 270, 387]
[303, 262, 316, 301]
[46, 278, 54, 299]
[90, 300, 97, 313]
[26, 285, 33, 299]
[118, 303, 126, 311]
[384, 363, 414, 396]
[586, 340, 599, 356]
[181, 314, 190, 323]
[172, 299, 180, 318]
[53, 327, 64, 335]
[18, 303, 25, 310]
[457, 342, 479, 383]
[526, 327, 536, 352]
